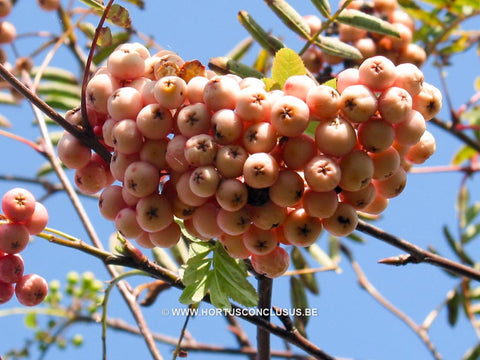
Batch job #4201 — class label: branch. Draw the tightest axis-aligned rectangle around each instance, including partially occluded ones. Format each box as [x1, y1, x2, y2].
[356, 220, 480, 281]
[257, 276, 273, 360]
[341, 243, 442, 360]
[430, 117, 480, 154]
[42, 232, 336, 360]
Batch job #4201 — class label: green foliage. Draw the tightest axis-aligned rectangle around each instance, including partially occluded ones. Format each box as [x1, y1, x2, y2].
[180, 241, 258, 310]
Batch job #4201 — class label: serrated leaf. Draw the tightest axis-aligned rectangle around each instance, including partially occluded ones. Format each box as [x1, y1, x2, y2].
[208, 271, 231, 309]
[107, 4, 131, 28]
[37, 82, 81, 100]
[337, 9, 400, 38]
[179, 268, 211, 304]
[452, 145, 477, 165]
[182, 257, 212, 286]
[225, 37, 254, 61]
[189, 240, 214, 257]
[265, 0, 311, 39]
[291, 247, 319, 295]
[212, 243, 258, 307]
[97, 27, 112, 47]
[24, 311, 38, 329]
[447, 289, 460, 326]
[271, 48, 307, 87]
[310, 0, 331, 17]
[208, 57, 264, 79]
[314, 36, 363, 60]
[238, 11, 284, 55]
[79, 0, 104, 11]
[262, 77, 281, 91]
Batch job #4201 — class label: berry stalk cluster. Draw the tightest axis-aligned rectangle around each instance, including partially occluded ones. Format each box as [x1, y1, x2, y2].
[59, 43, 441, 278]
[0, 188, 49, 306]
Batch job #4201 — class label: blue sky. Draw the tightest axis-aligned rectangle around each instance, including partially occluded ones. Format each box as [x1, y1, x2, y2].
[0, 0, 479, 359]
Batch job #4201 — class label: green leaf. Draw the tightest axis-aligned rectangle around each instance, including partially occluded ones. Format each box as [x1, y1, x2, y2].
[97, 27, 113, 47]
[79, 0, 104, 10]
[310, 0, 331, 17]
[346, 232, 366, 243]
[337, 9, 400, 37]
[107, 4, 131, 28]
[452, 145, 477, 165]
[212, 243, 258, 307]
[182, 257, 212, 287]
[237, 10, 284, 55]
[262, 77, 281, 91]
[322, 77, 337, 90]
[463, 342, 480, 360]
[290, 276, 309, 332]
[78, 22, 96, 40]
[92, 32, 131, 65]
[24, 311, 38, 329]
[329, 235, 341, 264]
[291, 247, 319, 294]
[443, 225, 475, 266]
[121, 0, 144, 9]
[43, 95, 80, 111]
[253, 48, 271, 74]
[37, 161, 57, 177]
[265, 0, 311, 39]
[208, 57, 265, 79]
[458, 185, 469, 228]
[179, 267, 211, 304]
[447, 289, 460, 326]
[208, 271, 231, 309]
[31, 67, 78, 85]
[307, 243, 338, 270]
[314, 36, 363, 60]
[465, 203, 480, 227]
[37, 82, 81, 100]
[271, 48, 307, 88]
[225, 37, 254, 61]
[462, 223, 480, 244]
[0, 91, 20, 105]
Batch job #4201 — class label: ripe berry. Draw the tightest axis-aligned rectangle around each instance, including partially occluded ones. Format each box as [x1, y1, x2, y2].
[123, 161, 160, 198]
[370, 146, 401, 180]
[149, 221, 182, 248]
[57, 132, 92, 169]
[216, 207, 252, 236]
[184, 134, 217, 167]
[215, 145, 248, 178]
[136, 104, 173, 140]
[107, 49, 146, 81]
[378, 87, 413, 125]
[250, 246, 290, 278]
[24, 202, 49, 235]
[304, 155, 341, 192]
[339, 85, 378, 123]
[107, 87, 143, 121]
[99, 185, 128, 221]
[154, 76, 187, 109]
[203, 75, 240, 111]
[282, 208, 322, 247]
[405, 130, 436, 164]
[189, 165, 220, 198]
[314, 116, 357, 157]
[114, 207, 143, 239]
[412, 82, 442, 121]
[0, 281, 14, 304]
[372, 166, 407, 198]
[215, 178, 248, 212]
[2, 188, 37, 223]
[322, 202, 358, 237]
[211, 109, 243, 145]
[357, 118, 395, 153]
[219, 234, 251, 259]
[242, 225, 278, 255]
[0, 21, 15, 44]
[235, 86, 271, 122]
[250, 201, 287, 230]
[338, 150, 374, 192]
[302, 189, 339, 219]
[112, 119, 144, 155]
[242, 152, 280, 189]
[281, 134, 317, 170]
[136, 193, 173, 232]
[358, 55, 396, 92]
[0, 0, 12, 17]
[306, 85, 340, 120]
[270, 95, 310, 137]
[75, 160, 109, 195]
[0, 253, 24, 283]
[242, 122, 277, 154]
[176, 102, 212, 138]
[192, 202, 222, 239]
[283, 75, 316, 102]
[269, 169, 304, 208]
[15, 274, 49, 307]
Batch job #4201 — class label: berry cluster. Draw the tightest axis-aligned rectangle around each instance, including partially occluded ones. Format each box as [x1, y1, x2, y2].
[0, 188, 49, 306]
[59, 42, 441, 278]
[301, 0, 426, 75]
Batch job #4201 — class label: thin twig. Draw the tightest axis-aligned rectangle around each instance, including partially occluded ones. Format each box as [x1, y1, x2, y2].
[356, 220, 480, 281]
[340, 243, 442, 360]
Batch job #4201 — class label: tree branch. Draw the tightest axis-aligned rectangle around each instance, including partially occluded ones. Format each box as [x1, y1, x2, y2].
[356, 220, 480, 281]
[257, 276, 273, 360]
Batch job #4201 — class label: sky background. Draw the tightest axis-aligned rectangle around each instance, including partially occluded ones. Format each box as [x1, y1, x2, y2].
[0, 0, 479, 359]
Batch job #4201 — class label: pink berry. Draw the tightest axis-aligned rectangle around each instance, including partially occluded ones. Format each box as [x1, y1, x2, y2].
[0, 223, 30, 254]
[235, 86, 271, 123]
[107, 49, 146, 81]
[135, 193, 173, 233]
[2, 188, 36, 223]
[149, 221, 182, 248]
[107, 87, 143, 121]
[24, 202, 49, 235]
[250, 246, 290, 278]
[123, 161, 160, 198]
[270, 95, 310, 137]
[15, 274, 49, 307]
[0, 253, 24, 283]
[176, 102, 212, 138]
[358, 56, 396, 92]
[242, 153, 280, 189]
[136, 104, 173, 140]
[282, 208, 322, 247]
[283, 75, 317, 102]
[203, 75, 240, 111]
[57, 132, 92, 169]
[154, 76, 187, 109]
[0, 281, 14, 304]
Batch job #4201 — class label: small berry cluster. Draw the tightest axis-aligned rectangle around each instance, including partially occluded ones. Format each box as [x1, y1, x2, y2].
[301, 0, 426, 75]
[59, 43, 440, 278]
[0, 188, 49, 306]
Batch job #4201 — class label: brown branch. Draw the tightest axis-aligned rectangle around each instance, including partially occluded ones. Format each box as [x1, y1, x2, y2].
[356, 220, 480, 282]
[340, 243, 442, 360]
[43, 233, 336, 359]
[429, 117, 480, 154]
[0, 63, 111, 163]
[257, 276, 273, 360]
